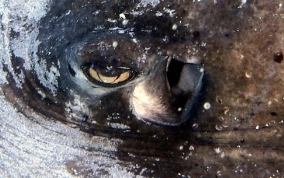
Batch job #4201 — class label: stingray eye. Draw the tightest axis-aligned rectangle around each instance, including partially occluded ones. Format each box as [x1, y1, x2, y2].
[81, 62, 135, 87]
[88, 68, 131, 84]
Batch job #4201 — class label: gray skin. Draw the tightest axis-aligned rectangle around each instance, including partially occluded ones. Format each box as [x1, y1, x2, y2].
[1, 0, 284, 177]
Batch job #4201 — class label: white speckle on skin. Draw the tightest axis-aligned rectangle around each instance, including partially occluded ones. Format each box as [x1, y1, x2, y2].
[119, 13, 129, 25]
[108, 123, 131, 130]
[189, 145, 194, 151]
[164, 8, 176, 17]
[215, 147, 221, 154]
[112, 41, 118, 48]
[91, 120, 97, 124]
[217, 171, 222, 176]
[155, 11, 163, 16]
[245, 71, 252, 78]
[122, 19, 129, 25]
[203, 102, 211, 110]
[215, 125, 223, 131]
[238, 0, 247, 8]
[118, 30, 126, 34]
[107, 18, 117, 23]
[37, 90, 46, 99]
[119, 13, 126, 19]
[172, 24, 177, 30]
[220, 152, 225, 158]
[198, 41, 205, 47]
[65, 10, 71, 15]
[179, 145, 184, 150]
[192, 123, 199, 129]
[137, 0, 161, 8]
[256, 125, 260, 130]
[224, 107, 230, 115]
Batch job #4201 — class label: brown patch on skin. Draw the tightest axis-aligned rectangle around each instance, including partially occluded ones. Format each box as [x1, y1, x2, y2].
[192, 1, 284, 132]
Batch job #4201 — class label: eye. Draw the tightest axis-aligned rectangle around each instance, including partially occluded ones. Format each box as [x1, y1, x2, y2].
[81, 63, 135, 87]
[89, 68, 131, 84]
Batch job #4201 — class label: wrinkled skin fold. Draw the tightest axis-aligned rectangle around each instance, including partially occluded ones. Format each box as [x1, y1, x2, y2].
[0, 0, 284, 177]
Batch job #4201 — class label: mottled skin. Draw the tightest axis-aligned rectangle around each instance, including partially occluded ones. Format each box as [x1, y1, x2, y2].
[1, 0, 284, 177]
[25, 0, 204, 126]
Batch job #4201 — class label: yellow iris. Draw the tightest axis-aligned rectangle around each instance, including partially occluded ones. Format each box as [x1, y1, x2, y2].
[89, 68, 130, 84]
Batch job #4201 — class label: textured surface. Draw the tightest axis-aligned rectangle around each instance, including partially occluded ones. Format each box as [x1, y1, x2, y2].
[1, 0, 284, 177]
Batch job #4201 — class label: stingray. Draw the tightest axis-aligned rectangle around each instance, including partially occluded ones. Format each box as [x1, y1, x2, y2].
[27, 0, 205, 127]
[1, 0, 284, 177]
